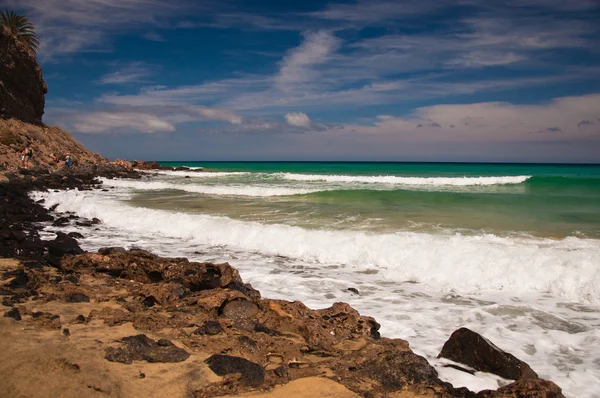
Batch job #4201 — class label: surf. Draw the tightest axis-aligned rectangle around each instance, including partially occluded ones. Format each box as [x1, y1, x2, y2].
[32, 188, 600, 303]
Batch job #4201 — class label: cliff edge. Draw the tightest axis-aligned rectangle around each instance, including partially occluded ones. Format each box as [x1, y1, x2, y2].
[0, 24, 47, 125]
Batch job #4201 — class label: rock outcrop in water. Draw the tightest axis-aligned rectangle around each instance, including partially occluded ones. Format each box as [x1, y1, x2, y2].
[438, 327, 539, 381]
[0, 25, 47, 125]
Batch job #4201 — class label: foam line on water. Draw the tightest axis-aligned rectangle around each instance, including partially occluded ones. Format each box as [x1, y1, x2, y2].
[140, 170, 249, 177]
[99, 177, 323, 196]
[33, 189, 600, 303]
[282, 173, 531, 186]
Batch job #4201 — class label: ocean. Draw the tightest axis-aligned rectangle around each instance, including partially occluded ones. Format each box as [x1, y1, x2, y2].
[32, 162, 600, 396]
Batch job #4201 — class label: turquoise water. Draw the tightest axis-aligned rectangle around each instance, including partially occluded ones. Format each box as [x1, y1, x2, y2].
[153, 162, 600, 238]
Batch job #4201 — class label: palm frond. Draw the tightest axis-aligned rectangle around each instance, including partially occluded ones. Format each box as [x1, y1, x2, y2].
[0, 10, 40, 54]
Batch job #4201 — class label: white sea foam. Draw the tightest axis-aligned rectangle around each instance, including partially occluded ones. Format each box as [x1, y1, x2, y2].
[282, 173, 531, 186]
[33, 189, 600, 302]
[99, 178, 322, 196]
[141, 170, 248, 177]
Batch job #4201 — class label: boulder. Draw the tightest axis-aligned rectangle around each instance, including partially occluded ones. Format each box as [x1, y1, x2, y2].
[45, 232, 84, 265]
[205, 354, 265, 387]
[3, 307, 21, 320]
[194, 320, 223, 335]
[105, 334, 190, 364]
[477, 378, 565, 397]
[438, 328, 538, 380]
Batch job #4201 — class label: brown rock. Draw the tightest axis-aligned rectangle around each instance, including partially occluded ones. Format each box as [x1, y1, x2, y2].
[64, 292, 90, 303]
[477, 378, 565, 397]
[205, 354, 265, 387]
[438, 327, 538, 380]
[105, 334, 190, 364]
[3, 307, 21, 320]
[31, 311, 61, 329]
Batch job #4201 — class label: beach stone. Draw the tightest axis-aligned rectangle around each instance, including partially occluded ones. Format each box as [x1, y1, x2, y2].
[439, 327, 538, 380]
[6, 268, 29, 289]
[221, 298, 259, 321]
[65, 292, 90, 303]
[205, 354, 265, 387]
[97, 247, 127, 255]
[31, 311, 61, 329]
[142, 295, 158, 307]
[358, 350, 440, 389]
[3, 307, 21, 320]
[52, 217, 70, 226]
[46, 232, 84, 265]
[477, 378, 565, 397]
[194, 320, 223, 335]
[105, 334, 190, 364]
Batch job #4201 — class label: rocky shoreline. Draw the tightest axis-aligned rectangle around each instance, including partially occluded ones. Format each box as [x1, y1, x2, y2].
[1, 166, 564, 397]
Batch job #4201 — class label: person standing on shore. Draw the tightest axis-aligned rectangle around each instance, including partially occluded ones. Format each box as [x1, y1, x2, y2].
[65, 153, 72, 167]
[20, 146, 33, 169]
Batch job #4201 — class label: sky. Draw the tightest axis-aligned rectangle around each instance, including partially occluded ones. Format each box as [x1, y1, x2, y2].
[6, 0, 600, 162]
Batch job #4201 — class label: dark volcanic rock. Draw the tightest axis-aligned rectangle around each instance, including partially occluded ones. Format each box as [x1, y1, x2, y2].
[439, 327, 538, 380]
[0, 25, 47, 124]
[4, 307, 21, 320]
[65, 292, 90, 303]
[194, 320, 223, 336]
[31, 311, 61, 329]
[98, 247, 127, 255]
[477, 378, 565, 397]
[52, 217, 71, 227]
[205, 354, 265, 387]
[45, 232, 84, 266]
[105, 334, 190, 364]
[359, 350, 440, 390]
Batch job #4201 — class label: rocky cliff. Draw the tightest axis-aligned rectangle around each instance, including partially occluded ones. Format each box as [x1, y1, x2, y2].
[0, 24, 47, 125]
[0, 25, 110, 175]
[0, 118, 108, 173]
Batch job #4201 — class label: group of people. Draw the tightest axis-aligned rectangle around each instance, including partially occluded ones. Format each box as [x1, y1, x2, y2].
[19, 146, 72, 169]
[50, 152, 72, 167]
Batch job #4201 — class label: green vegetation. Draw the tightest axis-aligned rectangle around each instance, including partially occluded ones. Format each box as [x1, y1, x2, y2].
[0, 10, 39, 54]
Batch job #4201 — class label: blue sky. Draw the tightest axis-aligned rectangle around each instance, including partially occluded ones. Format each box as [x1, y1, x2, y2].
[8, 0, 600, 162]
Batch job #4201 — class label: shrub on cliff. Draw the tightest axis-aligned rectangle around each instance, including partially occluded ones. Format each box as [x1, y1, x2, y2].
[0, 127, 23, 147]
[0, 10, 39, 54]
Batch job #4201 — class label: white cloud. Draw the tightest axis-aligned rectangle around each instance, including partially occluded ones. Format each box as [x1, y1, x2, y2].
[98, 62, 154, 85]
[276, 31, 341, 91]
[193, 106, 243, 124]
[73, 111, 175, 134]
[285, 112, 311, 127]
[350, 94, 600, 141]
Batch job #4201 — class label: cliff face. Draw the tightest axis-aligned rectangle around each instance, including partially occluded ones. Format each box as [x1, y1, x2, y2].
[0, 24, 47, 125]
[0, 118, 108, 172]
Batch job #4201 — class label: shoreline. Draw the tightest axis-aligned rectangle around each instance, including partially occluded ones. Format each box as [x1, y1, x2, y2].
[0, 166, 565, 397]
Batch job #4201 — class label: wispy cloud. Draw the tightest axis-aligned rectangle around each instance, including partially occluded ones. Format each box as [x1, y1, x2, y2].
[276, 31, 341, 91]
[6, 0, 192, 58]
[98, 62, 155, 85]
[142, 32, 165, 41]
[73, 111, 176, 134]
